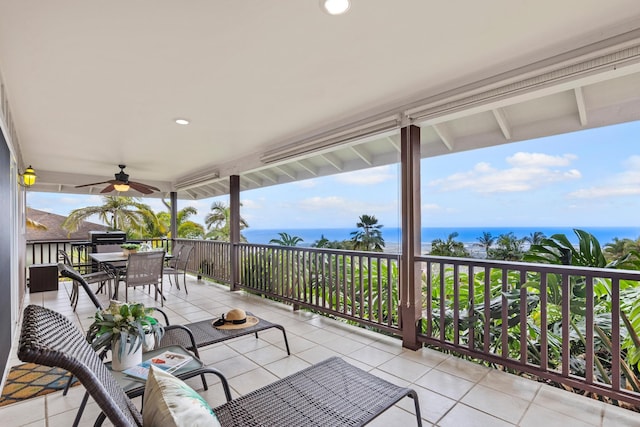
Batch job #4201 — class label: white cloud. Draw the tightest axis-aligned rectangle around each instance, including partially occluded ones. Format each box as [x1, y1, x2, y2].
[294, 180, 317, 189]
[428, 153, 581, 193]
[507, 152, 576, 167]
[336, 165, 395, 185]
[422, 203, 442, 212]
[569, 158, 640, 199]
[240, 199, 262, 209]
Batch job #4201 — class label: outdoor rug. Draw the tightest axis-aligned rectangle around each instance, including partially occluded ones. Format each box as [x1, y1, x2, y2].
[0, 363, 79, 407]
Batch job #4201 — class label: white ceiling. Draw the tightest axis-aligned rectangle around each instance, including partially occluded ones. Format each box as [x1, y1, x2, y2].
[2, 1, 640, 199]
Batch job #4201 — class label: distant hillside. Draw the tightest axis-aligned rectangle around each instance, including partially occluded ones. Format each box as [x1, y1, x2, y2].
[26, 207, 110, 241]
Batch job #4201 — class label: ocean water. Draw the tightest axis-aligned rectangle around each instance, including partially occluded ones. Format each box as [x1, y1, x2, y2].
[244, 226, 640, 248]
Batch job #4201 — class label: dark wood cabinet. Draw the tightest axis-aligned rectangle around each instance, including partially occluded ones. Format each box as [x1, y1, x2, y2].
[29, 264, 58, 293]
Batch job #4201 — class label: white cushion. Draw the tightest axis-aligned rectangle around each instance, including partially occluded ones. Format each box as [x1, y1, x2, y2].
[142, 365, 220, 427]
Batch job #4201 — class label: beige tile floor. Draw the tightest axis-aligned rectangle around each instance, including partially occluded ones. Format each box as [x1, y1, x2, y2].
[2, 276, 638, 426]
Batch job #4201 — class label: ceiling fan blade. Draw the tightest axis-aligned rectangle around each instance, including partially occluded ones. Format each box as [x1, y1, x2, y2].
[100, 184, 116, 193]
[128, 181, 159, 194]
[75, 180, 111, 188]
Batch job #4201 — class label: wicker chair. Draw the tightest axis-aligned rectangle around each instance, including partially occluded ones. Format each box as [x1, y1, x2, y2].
[19, 305, 422, 427]
[164, 245, 194, 293]
[19, 305, 231, 426]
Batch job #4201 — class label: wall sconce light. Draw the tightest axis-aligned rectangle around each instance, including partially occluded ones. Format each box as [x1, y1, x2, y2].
[19, 165, 37, 187]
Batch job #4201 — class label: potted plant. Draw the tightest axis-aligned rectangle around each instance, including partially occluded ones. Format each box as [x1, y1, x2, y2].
[120, 243, 141, 256]
[87, 301, 164, 371]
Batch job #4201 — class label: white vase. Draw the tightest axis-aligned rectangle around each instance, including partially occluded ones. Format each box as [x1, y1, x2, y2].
[111, 338, 143, 371]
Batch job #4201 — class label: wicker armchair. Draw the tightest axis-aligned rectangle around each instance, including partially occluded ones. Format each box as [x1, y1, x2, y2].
[19, 305, 232, 427]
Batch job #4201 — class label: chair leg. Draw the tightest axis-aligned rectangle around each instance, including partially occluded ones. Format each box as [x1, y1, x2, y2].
[182, 272, 188, 294]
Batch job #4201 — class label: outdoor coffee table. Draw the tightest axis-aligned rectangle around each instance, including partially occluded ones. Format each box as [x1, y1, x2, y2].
[161, 313, 291, 355]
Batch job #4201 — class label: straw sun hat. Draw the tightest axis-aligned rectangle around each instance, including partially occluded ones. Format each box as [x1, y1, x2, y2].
[212, 308, 259, 329]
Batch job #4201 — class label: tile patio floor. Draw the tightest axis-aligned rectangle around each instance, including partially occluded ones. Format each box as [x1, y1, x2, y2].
[2, 275, 638, 426]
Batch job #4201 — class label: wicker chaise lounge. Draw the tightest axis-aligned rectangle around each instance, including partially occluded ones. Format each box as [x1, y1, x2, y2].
[19, 305, 422, 426]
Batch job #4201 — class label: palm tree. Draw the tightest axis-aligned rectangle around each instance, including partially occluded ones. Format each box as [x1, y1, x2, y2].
[475, 231, 495, 254]
[270, 232, 303, 247]
[524, 231, 547, 246]
[430, 232, 469, 257]
[204, 201, 248, 242]
[157, 206, 205, 239]
[62, 196, 157, 238]
[350, 214, 385, 252]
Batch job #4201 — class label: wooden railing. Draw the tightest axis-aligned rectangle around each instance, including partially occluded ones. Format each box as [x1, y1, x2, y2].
[26, 238, 170, 275]
[26, 239, 640, 406]
[416, 255, 640, 407]
[236, 243, 401, 334]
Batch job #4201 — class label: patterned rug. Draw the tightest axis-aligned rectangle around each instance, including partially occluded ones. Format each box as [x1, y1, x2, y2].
[0, 363, 79, 407]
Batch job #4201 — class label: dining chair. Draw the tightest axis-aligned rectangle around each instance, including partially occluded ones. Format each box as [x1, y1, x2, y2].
[119, 251, 166, 306]
[58, 249, 111, 310]
[164, 245, 194, 294]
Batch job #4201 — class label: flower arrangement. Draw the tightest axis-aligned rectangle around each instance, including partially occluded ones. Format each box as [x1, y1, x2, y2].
[87, 300, 164, 360]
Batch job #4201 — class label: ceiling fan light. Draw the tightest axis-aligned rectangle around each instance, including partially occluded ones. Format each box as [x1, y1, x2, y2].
[113, 183, 130, 192]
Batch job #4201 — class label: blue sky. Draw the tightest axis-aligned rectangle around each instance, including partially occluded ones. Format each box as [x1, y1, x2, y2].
[27, 120, 640, 230]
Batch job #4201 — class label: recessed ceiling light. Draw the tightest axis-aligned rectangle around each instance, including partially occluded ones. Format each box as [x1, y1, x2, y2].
[175, 119, 190, 125]
[320, 0, 350, 15]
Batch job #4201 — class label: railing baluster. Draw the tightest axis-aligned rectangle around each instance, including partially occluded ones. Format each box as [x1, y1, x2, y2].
[453, 263, 460, 346]
[468, 265, 475, 351]
[585, 275, 594, 384]
[611, 277, 620, 392]
[439, 262, 446, 342]
[501, 268, 508, 357]
[540, 271, 548, 371]
[483, 266, 490, 353]
[519, 269, 527, 364]
[561, 272, 570, 376]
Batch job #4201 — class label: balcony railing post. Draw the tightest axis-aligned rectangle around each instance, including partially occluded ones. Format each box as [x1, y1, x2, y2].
[230, 175, 240, 291]
[400, 124, 422, 350]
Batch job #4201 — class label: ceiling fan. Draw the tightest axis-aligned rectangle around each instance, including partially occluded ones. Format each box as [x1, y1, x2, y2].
[75, 164, 160, 195]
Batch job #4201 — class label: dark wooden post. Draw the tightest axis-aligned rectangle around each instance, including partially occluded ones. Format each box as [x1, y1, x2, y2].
[230, 175, 240, 291]
[169, 191, 177, 252]
[400, 124, 422, 350]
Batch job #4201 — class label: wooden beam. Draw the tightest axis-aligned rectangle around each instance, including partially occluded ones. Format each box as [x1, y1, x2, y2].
[350, 145, 373, 166]
[387, 135, 401, 152]
[320, 153, 343, 171]
[275, 165, 296, 180]
[296, 159, 318, 176]
[492, 108, 512, 140]
[433, 123, 454, 151]
[574, 87, 588, 126]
